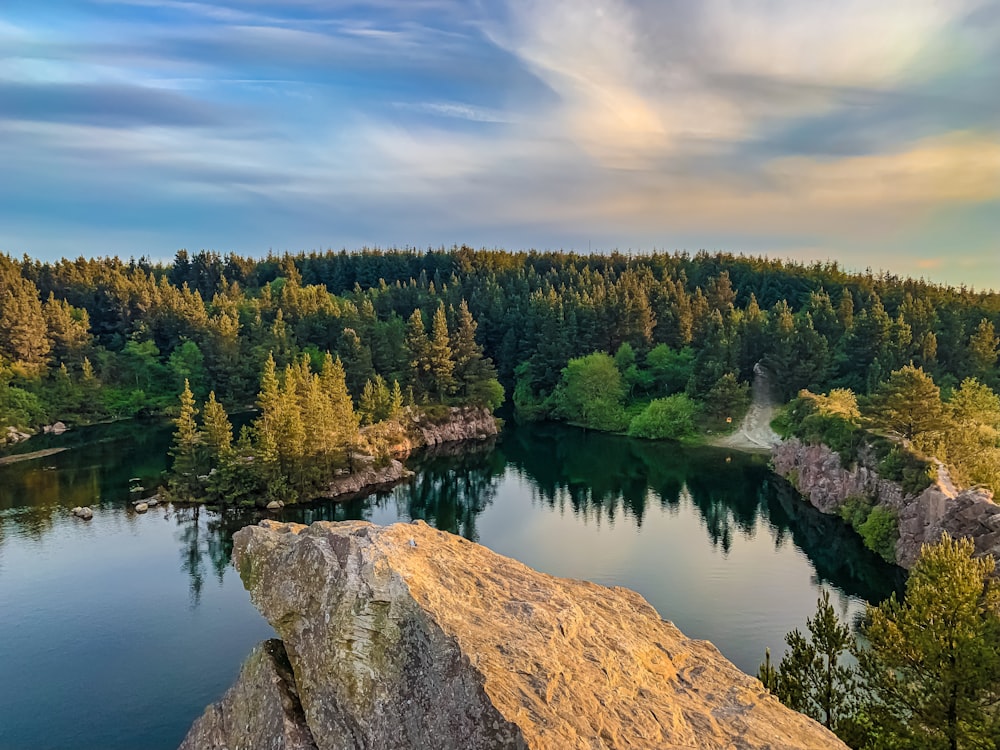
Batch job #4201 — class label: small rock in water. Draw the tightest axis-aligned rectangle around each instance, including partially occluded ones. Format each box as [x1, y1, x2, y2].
[266, 501, 282, 511]
[146, 497, 159, 507]
[134, 502, 149, 513]
[71, 506, 93, 520]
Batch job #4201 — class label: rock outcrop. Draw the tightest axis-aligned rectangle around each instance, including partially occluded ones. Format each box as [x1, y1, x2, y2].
[179, 639, 317, 750]
[181, 519, 845, 750]
[316, 458, 413, 500]
[407, 405, 499, 447]
[774, 438, 999, 568]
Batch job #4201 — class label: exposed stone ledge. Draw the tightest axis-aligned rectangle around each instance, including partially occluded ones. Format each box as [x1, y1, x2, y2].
[773, 438, 998, 568]
[180, 519, 845, 750]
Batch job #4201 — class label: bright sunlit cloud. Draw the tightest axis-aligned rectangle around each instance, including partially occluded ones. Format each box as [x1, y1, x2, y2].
[1, 0, 998, 288]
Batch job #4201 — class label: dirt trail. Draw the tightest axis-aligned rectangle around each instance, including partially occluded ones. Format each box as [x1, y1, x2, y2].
[713, 364, 782, 453]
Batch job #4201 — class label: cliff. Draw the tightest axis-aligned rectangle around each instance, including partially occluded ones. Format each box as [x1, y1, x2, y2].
[180, 519, 845, 750]
[773, 438, 1000, 568]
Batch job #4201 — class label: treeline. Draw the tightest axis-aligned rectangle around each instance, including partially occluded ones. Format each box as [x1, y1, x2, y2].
[760, 534, 1000, 749]
[2, 247, 997, 442]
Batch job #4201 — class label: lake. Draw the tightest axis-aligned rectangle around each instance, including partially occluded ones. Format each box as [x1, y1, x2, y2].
[0, 419, 903, 750]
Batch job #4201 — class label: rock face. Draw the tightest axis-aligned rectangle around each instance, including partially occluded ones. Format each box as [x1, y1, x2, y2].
[180, 519, 846, 750]
[316, 458, 413, 500]
[773, 438, 999, 568]
[179, 639, 317, 750]
[408, 406, 499, 447]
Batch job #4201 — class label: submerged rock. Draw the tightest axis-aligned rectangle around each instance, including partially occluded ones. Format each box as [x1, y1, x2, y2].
[180, 519, 845, 749]
[179, 639, 317, 750]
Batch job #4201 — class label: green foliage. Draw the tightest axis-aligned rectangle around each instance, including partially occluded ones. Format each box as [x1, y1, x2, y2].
[838, 494, 874, 531]
[857, 534, 1000, 750]
[767, 535, 1000, 749]
[865, 364, 945, 443]
[759, 590, 856, 732]
[857, 506, 897, 564]
[627, 394, 698, 440]
[552, 352, 628, 431]
[645, 344, 695, 396]
[703, 372, 750, 423]
[873, 441, 935, 495]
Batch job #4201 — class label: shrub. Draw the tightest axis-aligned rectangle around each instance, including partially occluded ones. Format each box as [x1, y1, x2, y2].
[838, 494, 874, 531]
[858, 506, 898, 563]
[627, 394, 698, 440]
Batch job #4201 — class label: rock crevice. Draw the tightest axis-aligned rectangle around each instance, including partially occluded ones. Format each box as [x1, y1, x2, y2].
[181, 519, 845, 749]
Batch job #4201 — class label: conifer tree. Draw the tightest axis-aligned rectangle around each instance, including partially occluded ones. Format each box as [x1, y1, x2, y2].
[858, 534, 1000, 750]
[169, 379, 201, 493]
[320, 352, 359, 453]
[253, 353, 281, 464]
[405, 308, 431, 397]
[389, 379, 404, 418]
[866, 364, 945, 444]
[201, 390, 232, 460]
[765, 590, 856, 732]
[428, 304, 456, 399]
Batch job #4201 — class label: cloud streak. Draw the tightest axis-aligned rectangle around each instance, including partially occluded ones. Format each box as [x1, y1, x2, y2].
[0, 0, 998, 288]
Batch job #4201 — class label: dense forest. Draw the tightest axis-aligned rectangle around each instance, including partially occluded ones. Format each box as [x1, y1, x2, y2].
[2, 247, 998, 486]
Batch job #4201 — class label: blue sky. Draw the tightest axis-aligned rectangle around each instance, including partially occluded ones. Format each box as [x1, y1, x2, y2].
[1, 0, 998, 288]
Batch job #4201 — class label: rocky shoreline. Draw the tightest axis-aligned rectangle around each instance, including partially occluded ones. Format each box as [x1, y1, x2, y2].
[180, 519, 844, 750]
[773, 438, 1000, 568]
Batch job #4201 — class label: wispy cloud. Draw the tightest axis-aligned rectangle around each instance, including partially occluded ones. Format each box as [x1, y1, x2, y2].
[0, 0, 997, 288]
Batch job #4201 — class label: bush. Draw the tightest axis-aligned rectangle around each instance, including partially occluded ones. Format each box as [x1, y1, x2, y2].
[838, 494, 874, 530]
[627, 394, 698, 440]
[877, 445, 935, 495]
[858, 506, 898, 563]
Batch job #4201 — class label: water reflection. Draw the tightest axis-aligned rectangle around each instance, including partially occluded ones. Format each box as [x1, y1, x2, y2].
[0, 419, 903, 610]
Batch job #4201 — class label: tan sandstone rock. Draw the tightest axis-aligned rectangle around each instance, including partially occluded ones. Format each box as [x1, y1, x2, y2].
[199, 519, 846, 750]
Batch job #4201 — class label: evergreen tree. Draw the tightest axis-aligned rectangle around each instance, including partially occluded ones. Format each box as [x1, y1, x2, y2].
[969, 319, 999, 378]
[169, 379, 201, 495]
[858, 534, 1000, 750]
[429, 303, 456, 400]
[201, 390, 232, 460]
[866, 364, 946, 444]
[320, 352, 359, 452]
[405, 309, 431, 398]
[253, 353, 281, 464]
[763, 590, 856, 732]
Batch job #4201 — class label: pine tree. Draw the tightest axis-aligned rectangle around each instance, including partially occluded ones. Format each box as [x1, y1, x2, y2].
[866, 364, 945, 444]
[858, 534, 1000, 750]
[969, 319, 999, 376]
[767, 590, 856, 731]
[389, 379, 404, 418]
[405, 308, 431, 398]
[428, 304, 456, 400]
[169, 379, 201, 494]
[201, 391, 232, 460]
[320, 352, 359, 454]
[253, 353, 281, 464]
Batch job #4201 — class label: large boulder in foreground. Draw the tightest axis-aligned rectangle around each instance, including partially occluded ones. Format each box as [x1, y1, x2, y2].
[182, 519, 847, 750]
[180, 639, 317, 750]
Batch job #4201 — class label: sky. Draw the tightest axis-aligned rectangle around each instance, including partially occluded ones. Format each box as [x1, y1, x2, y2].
[1, 0, 999, 289]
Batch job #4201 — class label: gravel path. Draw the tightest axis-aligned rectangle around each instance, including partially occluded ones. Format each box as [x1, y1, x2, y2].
[713, 364, 782, 453]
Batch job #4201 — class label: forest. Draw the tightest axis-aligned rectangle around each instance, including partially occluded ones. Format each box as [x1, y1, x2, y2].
[1, 246, 998, 495]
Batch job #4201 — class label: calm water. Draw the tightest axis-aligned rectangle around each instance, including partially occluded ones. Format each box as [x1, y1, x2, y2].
[0, 420, 903, 750]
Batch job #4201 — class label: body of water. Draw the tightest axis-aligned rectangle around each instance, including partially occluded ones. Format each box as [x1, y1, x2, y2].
[0, 419, 903, 750]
